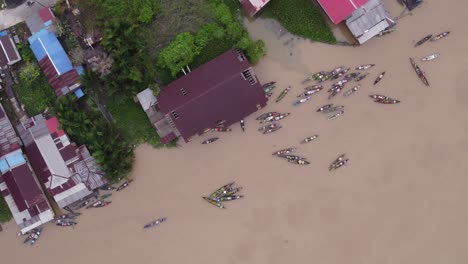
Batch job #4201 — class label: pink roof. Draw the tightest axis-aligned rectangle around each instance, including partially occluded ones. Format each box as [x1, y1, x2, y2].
[240, 0, 272, 16]
[38, 7, 55, 23]
[317, 0, 368, 24]
[46, 117, 65, 137]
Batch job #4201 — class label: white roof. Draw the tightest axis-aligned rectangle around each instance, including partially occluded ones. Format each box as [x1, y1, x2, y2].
[137, 88, 157, 111]
[35, 133, 70, 188]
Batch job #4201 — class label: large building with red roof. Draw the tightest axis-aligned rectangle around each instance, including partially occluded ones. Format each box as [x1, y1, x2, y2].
[0, 104, 54, 235]
[240, 0, 272, 16]
[17, 115, 106, 208]
[137, 49, 267, 144]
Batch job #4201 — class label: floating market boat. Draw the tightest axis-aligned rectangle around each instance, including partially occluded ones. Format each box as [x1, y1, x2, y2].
[331, 68, 350, 80]
[355, 73, 369, 82]
[288, 159, 310, 165]
[202, 137, 219, 144]
[297, 88, 322, 98]
[344, 72, 360, 80]
[317, 104, 333, 112]
[271, 113, 290, 121]
[221, 186, 243, 197]
[431, 31, 450, 41]
[29, 229, 42, 245]
[301, 135, 318, 144]
[329, 154, 346, 171]
[330, 159, 349, 170]
[414, 34, 432, 47]
[262, 82, 276, 89]
[343, 85, 360, 97]
[116, 179, 133, 191]
[272, 147, 296, 156]
[263, 126, 282, 134]
[209, 182, 236, 199]
[356, 64, 375, 70]
[373, 71, 386, 85]
[421, 53, 439, 62]
[409, 58, 430, 86]
[263, 85, 275, 94]
[304, 85, 323, 90]
[322, 105, 344, 113]
[256, 112, 277, 120]
[259, 114, 278, 123]
[374, 97, 401, 104]
[293, 96, 311, 106]
[258, 123, 279, 132]
[215, 195, 243, 202]
[203, 197, 225, 209]
[328, 87, 343, 100]
[280, 154, 305, 161]
[211, 127, 232, 132]
[369, 94, 387, 100]
[143, 217, 167, 229]
[276, 86, 291, 103]
[240, 119, 245, 132]
[56, 221, 77, 226]
[328, 110, 344, 120]
[377, 29, 395, 37]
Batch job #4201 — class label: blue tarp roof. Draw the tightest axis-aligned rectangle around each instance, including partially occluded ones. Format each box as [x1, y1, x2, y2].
[75, 65, 84, 75]
[74, 88, 85, 99]
[0, 31, 7, 37]
[0, 152, 26, 173]
[28, 29, 73, 75]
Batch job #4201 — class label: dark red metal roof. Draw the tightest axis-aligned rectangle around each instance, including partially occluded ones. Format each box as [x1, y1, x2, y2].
[317, 0, 368, 24]
[0, 35, 20, 66]
[38, 7, 55, 23]
[158, 49, 267, 142]
[159, 132, 177, 145]
[25, 143, 50, 183]
[59, 144, 78, 162]
[38, 56, 80, 97]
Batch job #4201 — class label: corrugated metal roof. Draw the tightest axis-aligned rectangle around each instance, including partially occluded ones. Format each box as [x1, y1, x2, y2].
[29, 29, 73, 74]
[0, 104, 21, 157]
[137, 88, 157, 111]
[345, 0, 390, 43]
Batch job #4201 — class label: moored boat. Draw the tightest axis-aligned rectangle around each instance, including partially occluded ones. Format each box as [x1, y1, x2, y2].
[355, 73, 369, 82]
[300, 135, 318, 144]
[409, 58, 430, 86]
[431, 31, 450, 41]
[276, 86, 291, 103]
[240, 119, 245, 132]
[272, 147, 296, 156]
[258, 123, 279, 132]
[414, 34, 433, 47]
[328, 87, 343, 100]
[344, 72, 360, 80]
[288, 159, 310, 165]
[56, 221, 77, 226]
[421, 53, 439, 62]
[297, 88, 321, 98]
[343, 85, 360, 97]
[317, 104, 333, 112]
[202, 197, 225, 209]
[211, 127, 232, 132]
[209, 182, 236, 199]
[263, 126, 282, 134]
[100, 184, 116, 191]
[116, 179, 133, 191]
[262, 82, 276, 89]
[202, 137, 219, 144]
[143, 217, 167, 229]
[369, 94, 387, 100]
[256, 112, 277, 120]
[356, 64, 375, 70]
[328, 110, 344, 120]
[293, 96, 311, 106]
[221, 186, 243, 197]
[272, 113, 290, 121]
[373, 71, 386, 85]
[374, 97, 401, 104]
[377, 29, 395, 36]
[215, 195, 243, 202]
[304, 85, 323, 90]
[322, 105, 344, 113]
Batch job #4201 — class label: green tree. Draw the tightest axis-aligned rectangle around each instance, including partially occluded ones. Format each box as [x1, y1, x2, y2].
[0, 196, 12, 223]
[158, 32, 199, 77]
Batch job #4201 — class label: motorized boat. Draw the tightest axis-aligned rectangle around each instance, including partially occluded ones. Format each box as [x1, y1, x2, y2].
[263, 85, 275, 94]
[256, 112, 277, 120]
[297, 87, 322, 98]
[421, 53, 439, 62]
[23, 229, 41, 244]
[328, 110, 344, 120]
[29, 229, 42, 245]
[56, 221, 77, 227]
[272, 113, 290, 122]
[330, 66, 344, 76]
[414, 34, 432, 47]
[259, 114, 278, 123]
[211, 127, 232, 132]
[322, 105, 344, 113]
[431, 31, 450, 41]
[202, 137, 219, 144]
[293, 96, 311, 106]
[215, 195, 243, 202]
[304, 85, 323, 90]
[331, 79, 348, 89]
[265, 91, 273, 98]
[373, 71, 386, 85]
[409, 58, 430, 86]
[276, 86, 291, 103]
[330, 159, 349, 170]
[355, 73, 369, 82]
[356, 64, 375, 70]
[301, 135, 318, 144]
[344, 72, 360, 80]
[100, 184, 116, 191]
[55, 218, 76, 225]
[317, 104, 333, 112]
[263, 126, 282, 134]
[209, 182, 236, 199]
[331, 68, 350, 80]
[272, 147, 296, 156]
[100, 193, 112, 200]
[374, 97, 401, 104]
[215, 120, 226, 127]
[202, 197, 225, 209]
[240, 119, 245, 132]
[116, 179, 133, 191]
[288, 159, 310, 165]
[258, 123, 279, 132]
[343, 85, 360, 97]
[55, 212, 80, 220]
[143, 217, 167, 229]
[369, 94, 387, 100]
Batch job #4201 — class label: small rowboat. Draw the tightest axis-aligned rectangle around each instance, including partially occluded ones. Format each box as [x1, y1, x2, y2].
[272, 147, 296, 156]
[409, 58, 430, 86]
[202, 137, 219, 144]
[263, 126, 282, 134]
[297, 87, 322, 98]
[301, 135, 318, 144]
[343, 85, 360, 97]
[116, 179, 133, 191]
[293, 96, 311, 106]
[276, 86, 291, 103]
[356, 64, 375, 70]
[330, 159, 349, 170]
[355, 73, 369, 82]
[329, 154, 346, 171]
[317, 104, 333, 112]
[203, 197, 225, 209]
[272, 113, 290, 122]
[56, 221, 77, 226]
[431, 31, 450, 41]
[258, 123, 279, 132]
[328, 87, 342, 100]
[211, 127, 232, 132]
[374, 97, 401, 104]
[328, 110, 344, 120]
[143, 217, 167, 229]
[279, 154, 305, 161]
[369, 94, 387, 100]
[377, 29, 395, 37]
[373, 71, 386, 85]
[331, 68, 350, 80]
[221, 186, 243, 197]
[414, 34, 432, 47]
[344, 72, 360, 80]
[304, 85, 323, 90]
[421, 53, 439, 62]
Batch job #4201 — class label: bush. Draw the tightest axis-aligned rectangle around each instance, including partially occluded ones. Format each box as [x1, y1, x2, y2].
[0, 196, 12, 223]
[260, 0, 336, 44]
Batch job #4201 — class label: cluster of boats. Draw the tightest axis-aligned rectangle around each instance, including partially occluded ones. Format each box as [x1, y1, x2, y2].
[20, 228, 42, 246]
[55, 212, 81, 227]
[414, 31, 450, 47]
[256, 111, 290, 134]
[272, 147, 310, 165]
[329, 154, 349, 171]
[203, 182, 243, 209]
[317, 104, 345, 120]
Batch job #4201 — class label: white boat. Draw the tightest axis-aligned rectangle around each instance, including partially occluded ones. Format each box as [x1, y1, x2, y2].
[421, 53, 439, 62]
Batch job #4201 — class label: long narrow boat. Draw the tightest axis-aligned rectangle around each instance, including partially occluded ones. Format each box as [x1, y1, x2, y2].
[409, 58, 430, 86]
[271, 113, 290, 121]
[221, 186, 243, 197]
[202, 197, 225, 209]
[262, 82, 276, 89]
[316, 104, 333, 112]
[276, 86, 291, 103]
[369, 94, 387, 100]
[421, 53, 439, 62]
[288, 159, 310, 165]
[256, 112, 277, 120]
[322, 105, 344, 113]
[272, 147, 296, 156]
[280, 154, 305, 161]
[328, 87, 343, 100]
[293, 96, 311, 106]
[143, 217, 167, 229]
[116, 179, 133, 191]
[202, 137, 219, 144]
[258, 123, 279, 132]
[300, 135, 318, 144]
[209, 182, 236, 199]
[356, 64, 375, 70]
[328, 110, 344, 120]
[330, 159, 349, 170]
[355, 73, 369, 82]
[374, 97, 401, 104]
[431, 31, 450, 41]
[343, 85, 360, 97]
[329, 154, 346, 170]
[344, 72, 360, 80]
[305, 85, 323, 90]
[373, 71, 386, 85]
[263, 126, 282, 134]
[297, 87, 322, 98]
[215, 195, 243, 202]
[414, 34, 432, 47]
